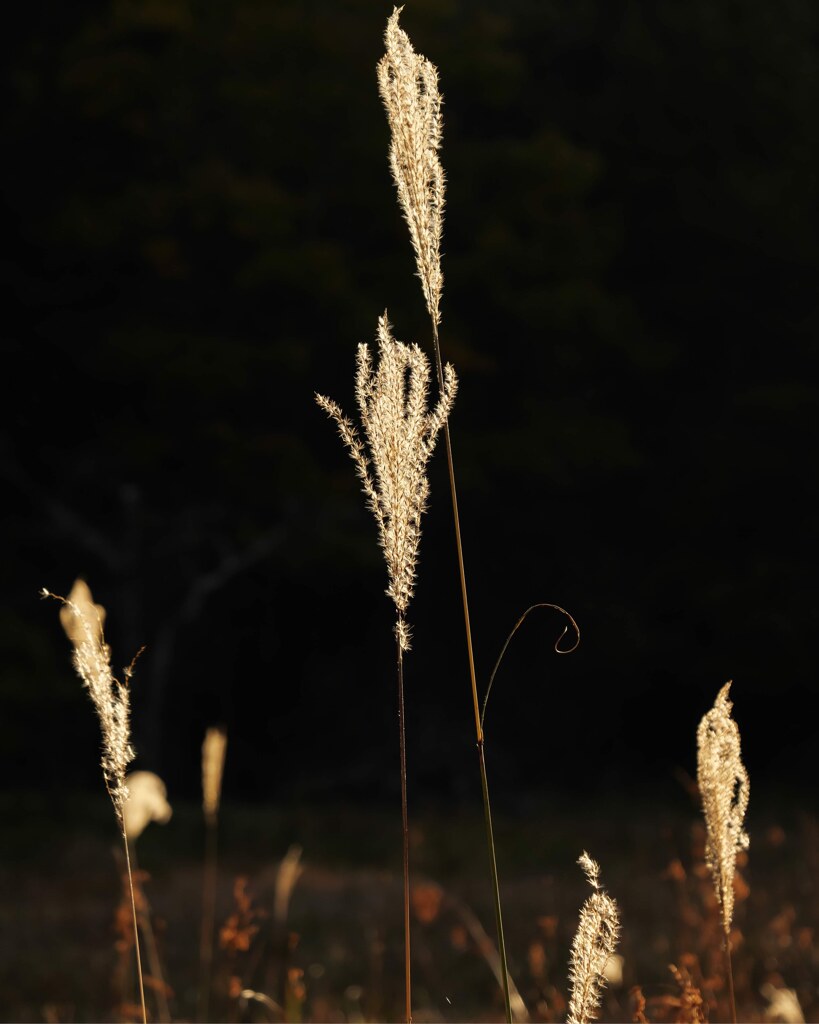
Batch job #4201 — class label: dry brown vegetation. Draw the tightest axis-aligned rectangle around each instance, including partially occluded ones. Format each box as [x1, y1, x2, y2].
[22, 8, 818, 1024]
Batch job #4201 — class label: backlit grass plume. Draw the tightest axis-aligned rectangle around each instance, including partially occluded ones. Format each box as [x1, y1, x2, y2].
[696, 681, 750, 937]
[697, 681, 749, 1024]
[316, 312, 455, 1022]
[567, 852, 621, 1024]
[315, 311, 456, 650]
[199, 725, 228, 1022]
[47, 579, 135, 815]
[44, 579, 147, 1023]
[377, 6, 445, 326]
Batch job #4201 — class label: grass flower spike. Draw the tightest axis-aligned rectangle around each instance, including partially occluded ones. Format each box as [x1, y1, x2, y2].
[47, 579, 135, 816]
[377, 6, 445, 326]
[45, 578, 147, 1023]
[697, 681, 750, 935]
[567, 852, 621, 1024]
[316, 312, 455, 1022]
[316, 312, 456, 649]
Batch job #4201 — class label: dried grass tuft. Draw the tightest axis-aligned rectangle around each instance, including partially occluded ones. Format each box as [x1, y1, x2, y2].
[377, 6, 445, 326]
[202, 725, 228, 826]
[316, 312, 456, 649]
[696, 681, 750, 936]
[45, 579, 135, 817]
[567, 852, 621, 1024]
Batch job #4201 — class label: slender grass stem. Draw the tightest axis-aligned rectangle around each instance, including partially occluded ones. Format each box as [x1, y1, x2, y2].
[122, 823, 148, 1024]
[396, 628, 412, 1024]
[477, 740, 513, 1023]
[199, 817, 219, 1023]
[129, 845, 171, 1023]
[430, 322, 513, 1024]
[726, 934, 737, 1024]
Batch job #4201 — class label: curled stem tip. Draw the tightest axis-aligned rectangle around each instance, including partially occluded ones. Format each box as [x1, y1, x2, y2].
[481, 603, 580, 731]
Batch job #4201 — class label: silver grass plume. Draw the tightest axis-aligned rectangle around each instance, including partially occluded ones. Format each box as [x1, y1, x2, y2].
[377, 6, 445, 325]
[697, 681, 750, 935]
[316, 312, 456, 649]
[202, 725, 228, 827]
[567, 852, 621, 1024]
[46, 579, 135, 820]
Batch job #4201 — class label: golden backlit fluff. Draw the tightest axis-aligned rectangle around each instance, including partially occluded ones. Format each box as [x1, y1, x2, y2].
[202, 725, 228, 826]
[122, 771, 172, 842]
[567, 852, 621, 1024]
[696, 681, 750, 935]
[46, 579, 134, 818]
[377, 6, 445, 326]
[316, 312, 456, 650]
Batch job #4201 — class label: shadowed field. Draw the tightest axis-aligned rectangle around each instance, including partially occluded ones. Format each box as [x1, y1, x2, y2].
[2, 792, 815, 1022]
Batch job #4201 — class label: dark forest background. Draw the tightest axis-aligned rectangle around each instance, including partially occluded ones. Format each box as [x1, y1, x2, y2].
[3, 0, 818, 809]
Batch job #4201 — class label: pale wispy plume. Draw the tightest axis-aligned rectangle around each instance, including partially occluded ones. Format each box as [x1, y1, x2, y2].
[377, 6, 445, 325]
[123, 771, 172, 842]
[45, 579, 135, 818]
[697, 681, 750, 935]
[202, 725, 228, 827]
[316, 312, 456, 649]
[567, 852, 621, 1024]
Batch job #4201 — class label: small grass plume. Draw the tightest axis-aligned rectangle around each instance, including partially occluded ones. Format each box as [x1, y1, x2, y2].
[697, 680, 749, 1023]
[199, 725, 228, 1022]
[49, 579, 134, 813]
[696, 681, 750, 936]
[316, 312, 455, 1022]
[202, 725, 227, 828]
[377, 5, 445, 327]
[567, 852, 621, 1024]
[315, 311, 456, 650]
[43, 579, 147, 1024]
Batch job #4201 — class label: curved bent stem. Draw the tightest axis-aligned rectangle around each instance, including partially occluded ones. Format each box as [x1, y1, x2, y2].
[482, 603, 580, 732]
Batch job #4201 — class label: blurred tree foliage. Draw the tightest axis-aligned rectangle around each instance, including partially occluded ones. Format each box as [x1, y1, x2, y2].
[3, 0, 817, 800]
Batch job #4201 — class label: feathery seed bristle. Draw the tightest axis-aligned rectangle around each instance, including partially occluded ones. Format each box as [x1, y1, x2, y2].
[377, 7, 445, 325]
[567, 852, 621, 1024]
[696, 681, 750, 935]
[316, 313, 456, 644]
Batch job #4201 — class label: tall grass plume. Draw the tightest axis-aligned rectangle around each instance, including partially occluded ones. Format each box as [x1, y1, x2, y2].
[316, 312, 455, 1022]
[199, 725, 228, 1022]
[697, 681, 749, 1023]
[43, 579, 147, 1024]
[567, 852, 621, 1024]
[315, 311, 456, 651]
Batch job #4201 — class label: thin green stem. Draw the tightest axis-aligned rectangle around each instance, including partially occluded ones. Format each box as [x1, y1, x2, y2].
[122, 823, 148, 1024]
[430, 321, 512, 1024]
[397, 626, 412, 1024]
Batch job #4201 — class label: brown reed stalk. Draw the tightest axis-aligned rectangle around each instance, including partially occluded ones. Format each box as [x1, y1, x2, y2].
[696, 681, 749, 1024]
[199, 725, 228, 1023]
[316, 313, 456, 1023]
[567, 853, 621, 1024]
[44, 579, 147, 1024]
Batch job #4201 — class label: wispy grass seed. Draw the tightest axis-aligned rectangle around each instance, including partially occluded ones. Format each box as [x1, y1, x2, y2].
[377, 6, 445, 326]
[316, 312, 456, 649]
[567, 852, 621, 1024]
